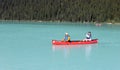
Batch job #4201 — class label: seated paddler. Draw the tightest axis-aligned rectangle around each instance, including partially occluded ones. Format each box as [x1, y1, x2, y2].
[83, 31, 92, 41]
[64, 33, 71, 41]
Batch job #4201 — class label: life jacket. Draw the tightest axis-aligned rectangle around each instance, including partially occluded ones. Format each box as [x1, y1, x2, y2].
[86, 33, 91, 39]
[68, 36, 70, 41]
[64, 35, 70, 41]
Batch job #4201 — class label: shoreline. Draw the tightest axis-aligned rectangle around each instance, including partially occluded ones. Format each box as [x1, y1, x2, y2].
[0, 20, 120, 25]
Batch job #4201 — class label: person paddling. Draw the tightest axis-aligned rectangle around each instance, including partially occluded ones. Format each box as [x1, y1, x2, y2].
[64, 33, 71, 41]
[83, 32, 92, 41]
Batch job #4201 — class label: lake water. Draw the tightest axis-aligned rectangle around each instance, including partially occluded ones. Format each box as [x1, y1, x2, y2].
[0, 21, 120, 70]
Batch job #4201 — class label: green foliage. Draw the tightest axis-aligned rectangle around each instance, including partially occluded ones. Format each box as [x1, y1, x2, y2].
[0, 0, 120, 22]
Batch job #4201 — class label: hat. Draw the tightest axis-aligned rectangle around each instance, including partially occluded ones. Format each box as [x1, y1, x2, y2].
[65, 33, 68, 35]
[88, 31, 91, 33]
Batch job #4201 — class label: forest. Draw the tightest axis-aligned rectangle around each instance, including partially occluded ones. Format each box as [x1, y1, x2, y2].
[0, 0, 120, 22]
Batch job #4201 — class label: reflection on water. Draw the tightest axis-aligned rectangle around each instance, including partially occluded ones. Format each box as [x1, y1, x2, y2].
[52, 44, 98, 59]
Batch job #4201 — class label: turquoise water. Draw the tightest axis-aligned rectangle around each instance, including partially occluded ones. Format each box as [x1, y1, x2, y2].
[0, 21, 120, 70]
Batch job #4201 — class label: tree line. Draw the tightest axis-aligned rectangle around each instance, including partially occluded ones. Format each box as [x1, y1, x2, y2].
[0, 0, 120, 22]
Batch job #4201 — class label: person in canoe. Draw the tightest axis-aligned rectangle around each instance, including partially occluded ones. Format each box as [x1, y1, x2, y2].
[63, 33, 71, 41]
[83, 32, 92, 41]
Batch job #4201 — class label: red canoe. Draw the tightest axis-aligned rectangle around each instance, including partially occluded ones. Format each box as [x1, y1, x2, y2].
[52, 39, 98, 45]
